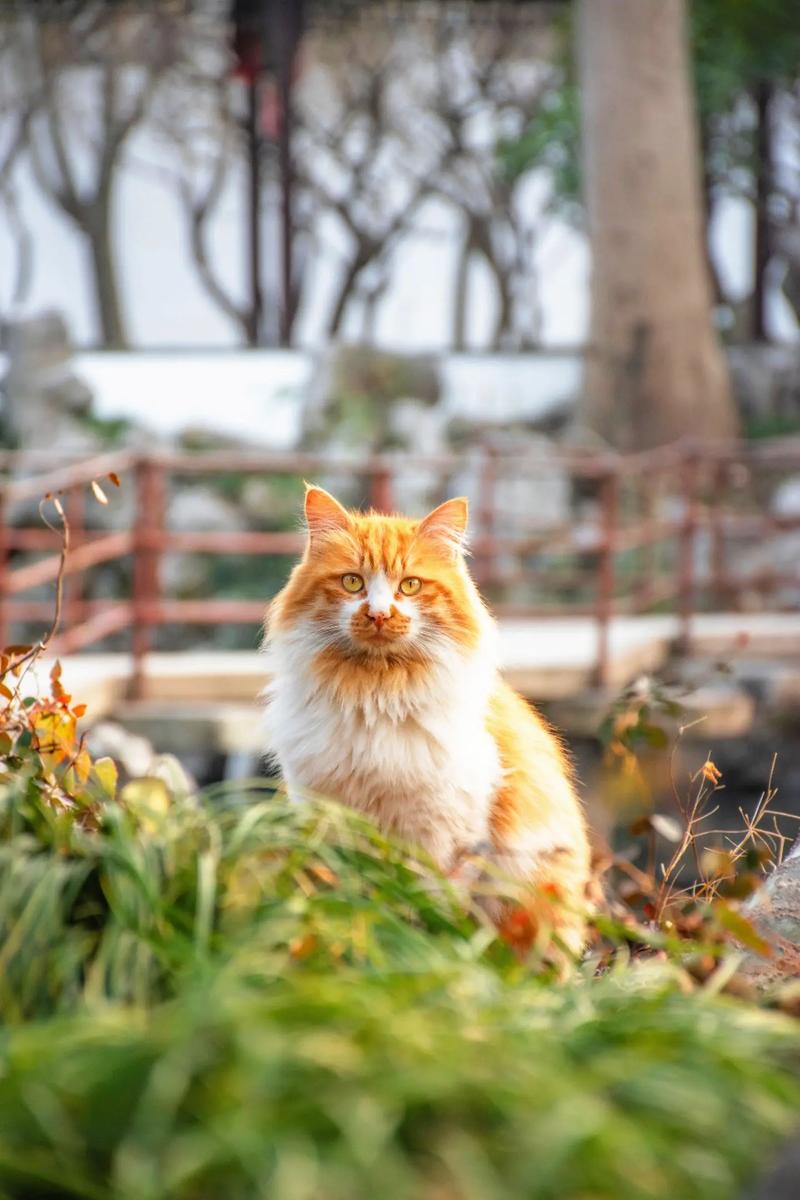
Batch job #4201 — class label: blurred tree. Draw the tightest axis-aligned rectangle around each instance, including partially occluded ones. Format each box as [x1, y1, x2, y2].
[148, 42, 258, 344]
[297, 6, 560, 348]
[294, 16, 435, 341]
[692, 0, 800, 339]
[577, 0, 737, 449]
[425, 9, 557, 349]
[501, 0, 800, 345]
[0, 5, 184, 349]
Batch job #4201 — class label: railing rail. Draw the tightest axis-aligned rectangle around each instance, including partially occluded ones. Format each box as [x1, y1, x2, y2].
[1, 438, 799, 695]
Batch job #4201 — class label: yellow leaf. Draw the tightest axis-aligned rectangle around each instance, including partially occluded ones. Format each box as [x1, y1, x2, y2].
[33, 712, 76, 770]
[72, 746, 92, 785]
[121, 777, 171, 833]
[92, 756, 118, 800]
[91, 480, 108, 505]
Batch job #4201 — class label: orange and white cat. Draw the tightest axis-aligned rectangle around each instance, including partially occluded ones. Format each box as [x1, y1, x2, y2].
[263, 486, 591, 954]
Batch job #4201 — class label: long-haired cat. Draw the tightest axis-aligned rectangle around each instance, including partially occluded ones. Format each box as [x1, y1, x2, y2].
[263, 485, 591, 955]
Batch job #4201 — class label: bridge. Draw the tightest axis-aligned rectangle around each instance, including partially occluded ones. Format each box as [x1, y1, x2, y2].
[2, 439, 799, 728]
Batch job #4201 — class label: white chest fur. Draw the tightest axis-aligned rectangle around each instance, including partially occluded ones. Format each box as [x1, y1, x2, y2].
[263, 627, 502, 870]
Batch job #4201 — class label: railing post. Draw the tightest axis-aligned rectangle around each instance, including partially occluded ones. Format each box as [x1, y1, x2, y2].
[0, 488, 8, 652]
[476, 446, 497, 589]
[368, 463, 394, 514]
[131, 456, 165, 700]
[677, 450, 698, 654]
[593, 463, 619, 689]
[710, 457, 727, 609]
[63, 484, 85, 643]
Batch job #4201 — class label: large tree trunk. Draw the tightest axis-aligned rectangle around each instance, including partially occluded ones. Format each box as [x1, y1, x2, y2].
[577, 0, 737, 450]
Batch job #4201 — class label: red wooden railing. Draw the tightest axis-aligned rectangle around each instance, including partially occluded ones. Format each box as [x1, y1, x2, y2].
[1, 438, 799, 695]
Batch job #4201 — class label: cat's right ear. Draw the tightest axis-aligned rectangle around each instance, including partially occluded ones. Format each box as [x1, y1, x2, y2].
[304, 484, 351, 542]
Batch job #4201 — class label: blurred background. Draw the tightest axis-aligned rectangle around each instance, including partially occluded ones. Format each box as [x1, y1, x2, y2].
[1, 0, 799, 846]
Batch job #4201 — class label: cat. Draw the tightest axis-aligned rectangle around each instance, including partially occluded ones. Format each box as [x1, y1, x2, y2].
[263, 484, 591, 955]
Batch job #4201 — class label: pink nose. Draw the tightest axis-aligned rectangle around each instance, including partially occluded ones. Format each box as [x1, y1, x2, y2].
[368, 610, 387, 630]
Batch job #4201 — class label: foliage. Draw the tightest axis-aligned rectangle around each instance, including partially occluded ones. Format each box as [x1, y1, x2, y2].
[691, 0, 800, 118]
[1, 763, 799, 1200]
[499, 0, 800, 238]
[1, 644, 800, 1198]
[498, 83, 583, 223]
[1, 951, 797, 1200]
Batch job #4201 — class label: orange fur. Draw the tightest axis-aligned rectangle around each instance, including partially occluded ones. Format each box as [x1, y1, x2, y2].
[264, 486, 591, 958]
[486, 680, 590, 955]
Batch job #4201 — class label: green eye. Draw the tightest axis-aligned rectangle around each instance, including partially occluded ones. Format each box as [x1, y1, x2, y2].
[399, 577, 421, 596]
[341, 573, 364, 593]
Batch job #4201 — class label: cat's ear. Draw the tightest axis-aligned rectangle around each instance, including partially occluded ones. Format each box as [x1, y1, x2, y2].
[417, 497, 469, 553]
[304, 484, 351, 540]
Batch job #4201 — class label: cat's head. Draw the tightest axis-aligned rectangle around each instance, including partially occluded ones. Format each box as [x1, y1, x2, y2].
[269, 485, 486, 660]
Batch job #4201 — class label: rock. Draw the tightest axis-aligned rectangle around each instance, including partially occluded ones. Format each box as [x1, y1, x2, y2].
[86, 720, 157, 779]
[727, 344, 800, 428]
[301, 343, 441, 458]
[86, 719, 196, 795]
[0, 311, 96, 451]
[734, 531, 800, 608]
[448, 429, 571, 530]
[240, 476, 303, 525]
[161, 552, 210, 598]
[680, 684, 756, 739]
[772, 475, 800, 518]
[748, 1139, 800, 1200]
[169, 487, 242, 532]
[148, 752, 196, 799]
[739, 839, 800, 986]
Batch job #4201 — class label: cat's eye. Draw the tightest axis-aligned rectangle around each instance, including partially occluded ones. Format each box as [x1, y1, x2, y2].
[399, 577, 422, 596]
[341, 573, 364, 593]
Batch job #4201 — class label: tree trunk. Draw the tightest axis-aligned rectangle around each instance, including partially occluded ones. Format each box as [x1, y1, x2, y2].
[752, 80, 774, 343]
[452, 236, 471, 351]
[490, 255, 514, 350]
[86, 208, 128, 349]
[577, 0, 737, 450]
[327, 253, 368, 339]
[698, 116, 725, 307]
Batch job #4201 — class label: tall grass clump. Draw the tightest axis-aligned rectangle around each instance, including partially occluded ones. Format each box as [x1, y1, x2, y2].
[0, 524, 799, 1200]
[1, 740, 799, 1200]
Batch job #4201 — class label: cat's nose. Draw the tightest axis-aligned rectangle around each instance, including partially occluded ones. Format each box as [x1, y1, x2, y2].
[366, 606, 390, 628]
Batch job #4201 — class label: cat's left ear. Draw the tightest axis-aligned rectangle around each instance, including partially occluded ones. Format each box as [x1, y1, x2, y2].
[417, 497, 469, 553]
[304, 484, 351, 541]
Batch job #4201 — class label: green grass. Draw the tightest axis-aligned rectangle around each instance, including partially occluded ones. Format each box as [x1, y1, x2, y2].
[1, 768, 799, 1199]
